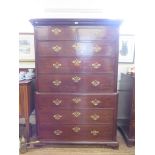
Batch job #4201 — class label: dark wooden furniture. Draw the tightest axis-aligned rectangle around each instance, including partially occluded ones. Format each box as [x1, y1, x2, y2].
[30, 19, 121, 148]
[118, 73, 135, 146]
[19, 80, 34, 141]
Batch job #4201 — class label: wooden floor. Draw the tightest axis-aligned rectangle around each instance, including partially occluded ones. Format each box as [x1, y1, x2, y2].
[21, 131, 135, 155]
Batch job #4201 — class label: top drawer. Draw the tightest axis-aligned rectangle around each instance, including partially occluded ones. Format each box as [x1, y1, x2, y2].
[35, 26, 117, 41]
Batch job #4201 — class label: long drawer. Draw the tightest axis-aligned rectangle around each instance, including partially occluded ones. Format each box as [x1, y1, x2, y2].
[37, 41, 116, 57]
[37, 57, 115, 74]
[37, 74, 115, 92]
[36, 26, 117, 41]
[35, 92, 118, 108]
[37, 108, 114, 124]
[37, 124, 113, 141]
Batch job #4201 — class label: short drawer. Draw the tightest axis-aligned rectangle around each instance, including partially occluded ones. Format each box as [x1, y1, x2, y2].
[37, 41, 116, 57]
[38, 108, 114, 124]
[77, 27, 117, 40]
[36, 92, 118, 108]
[36, 26, 76, 40]
[37, 57, 115, 74]
[38, 124, 113, 141]
[35, 26, 117, 41]
[37, 74, 115, 92]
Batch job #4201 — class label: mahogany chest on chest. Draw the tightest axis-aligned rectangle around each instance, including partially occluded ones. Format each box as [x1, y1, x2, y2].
[30, 19, 121, 147]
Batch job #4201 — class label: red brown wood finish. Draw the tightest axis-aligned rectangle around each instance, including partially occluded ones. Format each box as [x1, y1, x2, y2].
[37, 41, 116, 57]
[37, 74, 114, 92]
[37, 57, 115, 74]
[19, 80, 34, 142]
[30, 18, 121, 148]
[35, 26, 117, 41]
[38, 124, 113, 141]
[38, 108, 114, 124]
[35, 92, 117, 109]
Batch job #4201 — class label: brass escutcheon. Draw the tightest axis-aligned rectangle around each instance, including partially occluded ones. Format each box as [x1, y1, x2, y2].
[72, 97, 81, 104]
[91, 130, 99, 136]
[93, 45, 102, 52]
[72, 59, 81, 66]
[72, 111, 81, 118]
[52, 99, 62, 106]
[72, 76, 81, 83]
[51, 28, 61, 35]
[53, 130, 63, 135]
[90, 114, 100, 121]
[91, 80, 100, 87]
[52, 80, 61, 86]
[72, 127, 80, 133]
[91, 99, 101, 106]
[53, 62, 62, 69]
[72, 43, 80, 50]
[53, 114, 62, 120]
[52, 45, 62, 52]
[92, 62, 101, 69]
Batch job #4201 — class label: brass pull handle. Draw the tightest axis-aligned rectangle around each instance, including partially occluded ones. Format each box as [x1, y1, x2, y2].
[91, 130, 99, 136]
[53, 62, 62, 69]
[72, 76, 81, 83]
[72, 43, 80, 50]
[90, 114, 100, 121]
[53, 114, 62, 120]
[54, 130, 63, 135]
[51, 28, 62, 35]
[52, 80, 61, 86]
[72, 97, 81, 104]
[72, 111, 81, 118]
[91, 99, 101, 106]
[72, 59, 81, 66]
[72, 127, 80, 133]
[52, 99, 62, 106]
[52, 45, 62, 52]
[93, 45, 102, 52]
[92, 63, 101, 69]
[91, 80, 100, 87]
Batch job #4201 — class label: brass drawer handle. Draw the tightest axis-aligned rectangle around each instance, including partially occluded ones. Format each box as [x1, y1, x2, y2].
[52, 80, 61, 86]
[72, 76, 81, 83]
[93, 45, 102, 52]
[92, 62, 101, 69]
[54, 130, 63, 135]
[91, 80, 100, 87]
[52, 45, 62, 52]
[72, 59, 81, 66]
[72, 43, 80, 50]
[72, 97, 81, 104]
[72, 111, 81, 117]
[91, 130, 99, 136]
[72, 127, 80, 133]
[91, 99, 101, 106]
[90, 114, 100, 121]
[52, 99, 62, 106]
[53, 62, 62, 69]
[53, 114, 62, 120]
[51, 28, 62, 35]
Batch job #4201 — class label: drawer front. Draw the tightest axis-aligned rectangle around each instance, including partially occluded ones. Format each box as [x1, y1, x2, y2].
[38, 108, 114, 124]
[77, 27, 116, 40]
[37, 57, 115, 74]
[38, 124, 113, 141]
[37, 41, 116, 57]
[36, 26, 76, 40]
[36, 26, 117, 41]
[36, 93, 117, 108]
[37, 74, 115, 92]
